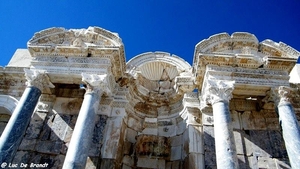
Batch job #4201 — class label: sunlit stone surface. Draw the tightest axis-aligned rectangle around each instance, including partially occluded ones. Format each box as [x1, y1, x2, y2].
[0, 27, 299, 168]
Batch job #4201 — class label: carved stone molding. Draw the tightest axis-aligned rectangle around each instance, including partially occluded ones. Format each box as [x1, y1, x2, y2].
[193, 33, 299, 91]
[27, 27, 126, 81]
[263, 86, 299, 107]
[24, 69, 54, 94]
[126, 52, 194, 111]
[183, 92, 200, 108]
[277, 86, 298, 106]
[203, 80, 235, 105]
[81, 73, 114, 96]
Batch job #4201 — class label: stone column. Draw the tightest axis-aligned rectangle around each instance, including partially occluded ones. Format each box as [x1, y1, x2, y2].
[275, 86, 300, 169]
[0, 69, 54, 163]
[63, 73, 111, 169]
[205, 80, 239, 169]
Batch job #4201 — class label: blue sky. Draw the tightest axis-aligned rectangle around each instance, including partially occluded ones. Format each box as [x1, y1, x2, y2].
[0, 1, 300, 66]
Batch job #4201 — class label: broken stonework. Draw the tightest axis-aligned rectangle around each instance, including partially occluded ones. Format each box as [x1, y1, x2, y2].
[25, 111, 47, 139]
[1, 28, 299, 169]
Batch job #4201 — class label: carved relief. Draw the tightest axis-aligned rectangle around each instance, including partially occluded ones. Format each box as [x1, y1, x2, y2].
[24, 69, 54, 94]
[81, 73, 114, 96]
[27, 27, 126, 82]
[36, 94, 56, 112]
[136, 135, 170, 158]
[61, 98, 83, 114]
[204, 80, 235, 105]
[277, 86, 298, 106]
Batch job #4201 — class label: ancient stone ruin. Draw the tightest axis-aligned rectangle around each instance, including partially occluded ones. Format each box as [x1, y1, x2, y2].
[0, 27, 300, 168]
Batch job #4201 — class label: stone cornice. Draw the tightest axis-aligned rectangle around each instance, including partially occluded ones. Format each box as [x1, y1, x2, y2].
[183, 92, 200, 108]
[24, 69, 54, 94]
[27, 27, 126, 81]
[193, 32, 299, 91]
[194, 32, 299, 65]
[28, 27, 123, 54]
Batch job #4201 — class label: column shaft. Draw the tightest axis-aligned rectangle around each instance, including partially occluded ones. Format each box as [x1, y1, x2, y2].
[63, 91, 100, 169]
[277, 102, 300, 169]
[0, 86, 41, 163]
[212, 101, 239, 169]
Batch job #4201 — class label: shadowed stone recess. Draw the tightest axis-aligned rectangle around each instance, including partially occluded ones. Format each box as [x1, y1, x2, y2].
[62, 91, 100, 169]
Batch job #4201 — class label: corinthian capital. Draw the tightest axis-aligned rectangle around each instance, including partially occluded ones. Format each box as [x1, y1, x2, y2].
[277, 86, 298, 106]
[204, 80, 235, 105]
[24, 69, 55, 94]
[81, 73, 113, 96]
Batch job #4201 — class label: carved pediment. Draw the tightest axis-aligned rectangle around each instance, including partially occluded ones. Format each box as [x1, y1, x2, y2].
[27, 27, 126, 81]
[27, 27, 123, 57]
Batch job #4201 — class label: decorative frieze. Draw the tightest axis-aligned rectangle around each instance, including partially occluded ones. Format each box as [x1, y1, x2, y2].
[183, 92, 200, 108]
[206, 65, 290, 87]
[27, 27, 125, 82]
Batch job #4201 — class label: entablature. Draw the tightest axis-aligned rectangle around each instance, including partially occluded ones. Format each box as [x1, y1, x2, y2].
[27, 27, 126, 81]
[202, 65, 290, 97]
[193, 32, 299, 90]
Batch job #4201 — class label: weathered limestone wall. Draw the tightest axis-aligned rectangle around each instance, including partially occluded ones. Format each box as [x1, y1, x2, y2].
[203, 99, 294, 169]
[118, 108, 204, 169]
[1, 29, 300, 169]
[1, 91, 298, 169]
[11, 96, 108, 169]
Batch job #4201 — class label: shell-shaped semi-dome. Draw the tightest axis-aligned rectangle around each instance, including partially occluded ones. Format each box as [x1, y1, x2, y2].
[127, 51, 191, 76]
[126, 52, 192, 106]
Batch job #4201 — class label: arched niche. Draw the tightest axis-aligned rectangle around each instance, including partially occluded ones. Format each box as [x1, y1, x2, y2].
[0, 95, 18, 135]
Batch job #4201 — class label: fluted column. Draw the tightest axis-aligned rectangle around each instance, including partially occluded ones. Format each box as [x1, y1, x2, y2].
[205, 80, 239, 169]
[63, 73, 111, 169]
[275, 86, 300, 169]
[0, 69, 54, 163]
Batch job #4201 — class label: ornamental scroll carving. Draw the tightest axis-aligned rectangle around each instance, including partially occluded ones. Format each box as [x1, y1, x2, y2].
[204, 80, 235, 105]
[277, 86, 299, 106]
[81, 73, 113, 96]
[24, 69, 54, 94]
[263, 86, 299, 106]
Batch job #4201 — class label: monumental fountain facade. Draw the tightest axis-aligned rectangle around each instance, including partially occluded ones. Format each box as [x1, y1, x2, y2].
[0, 27, 299, 169]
